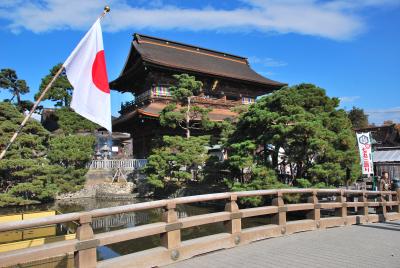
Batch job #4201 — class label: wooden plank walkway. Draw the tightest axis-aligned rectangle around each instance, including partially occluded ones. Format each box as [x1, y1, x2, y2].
[166, 221, 400, 268]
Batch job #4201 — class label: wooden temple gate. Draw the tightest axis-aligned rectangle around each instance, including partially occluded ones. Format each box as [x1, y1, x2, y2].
[0, 188, 399, 268]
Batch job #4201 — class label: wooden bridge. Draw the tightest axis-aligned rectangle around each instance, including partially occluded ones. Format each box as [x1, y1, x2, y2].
[0, 188, 399, 268]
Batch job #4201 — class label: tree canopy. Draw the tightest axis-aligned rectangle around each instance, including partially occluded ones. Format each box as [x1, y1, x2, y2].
[160, 74, 214, 138]
[347, 106, 369, 129]
[145, 135, 210, 196]
[35, 63, 73, 107]
[0, 102, 95, 206]
[0, 64, 99, 207]
[53, 107, 98, 134]
[226, 84, 359, 188]
[0, 68, 29, 106]
[34, 63, 98, 134]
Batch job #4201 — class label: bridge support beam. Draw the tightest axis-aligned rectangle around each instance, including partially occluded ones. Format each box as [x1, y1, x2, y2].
[396, 190, 400, 213]
[358, 192, 369, 223]
[335, 191, 347, 224]
[74, 213, 97, 268]
[161, 202, 181, 252]
[377, 192, 387, 222]
[272, 191, 286, 234]
[224, 194, 241, 236]
[307, 191, 320, 228]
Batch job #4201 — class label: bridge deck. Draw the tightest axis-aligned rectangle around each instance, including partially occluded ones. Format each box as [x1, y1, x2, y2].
[166, 221, 400, 268]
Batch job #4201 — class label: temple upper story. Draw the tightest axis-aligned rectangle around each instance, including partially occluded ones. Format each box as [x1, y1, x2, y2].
[109, 34, 286, 157]
[110, 33, 286, 116]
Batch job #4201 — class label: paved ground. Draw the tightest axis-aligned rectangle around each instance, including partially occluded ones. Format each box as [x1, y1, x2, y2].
[166, 221, 400, 268]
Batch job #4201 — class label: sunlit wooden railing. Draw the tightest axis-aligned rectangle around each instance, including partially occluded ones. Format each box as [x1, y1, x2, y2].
[0, 189, 399, 268]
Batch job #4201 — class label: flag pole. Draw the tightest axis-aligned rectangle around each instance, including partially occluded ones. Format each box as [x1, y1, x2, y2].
[0, 6, 111, 161]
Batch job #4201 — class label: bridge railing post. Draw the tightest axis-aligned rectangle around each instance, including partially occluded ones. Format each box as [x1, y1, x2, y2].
[358, 191, 369, 223]
[335, 190, 347, 224]
[395, 190, 400, 213]
[272, 191, 286, 234]
[161, 201, 181, 256]
[224, 194, 241, 239]
[307, 190, 320, 228]
[377, 192, 387, 222]
[74, 213, 98, 268]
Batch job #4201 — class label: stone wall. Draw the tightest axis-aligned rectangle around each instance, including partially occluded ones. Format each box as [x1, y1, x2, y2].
[84, 169, 139, 186]
[56, 182, 135, 200]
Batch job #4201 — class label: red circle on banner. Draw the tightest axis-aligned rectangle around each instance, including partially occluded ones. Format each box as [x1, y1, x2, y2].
[92, 50, 110, 93]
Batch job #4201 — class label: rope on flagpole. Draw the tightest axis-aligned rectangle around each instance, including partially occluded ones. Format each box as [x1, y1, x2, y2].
[0, 6, 111, 161]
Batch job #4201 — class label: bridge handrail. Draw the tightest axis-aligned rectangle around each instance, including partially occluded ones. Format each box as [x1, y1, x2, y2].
[0, 188, 399, 268]
[0, 189, 397, 232]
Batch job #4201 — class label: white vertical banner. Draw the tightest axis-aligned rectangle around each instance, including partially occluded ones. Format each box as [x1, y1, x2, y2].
[356, 132, 374, 175]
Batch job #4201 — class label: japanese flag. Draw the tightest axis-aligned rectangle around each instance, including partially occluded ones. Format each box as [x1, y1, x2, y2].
[63, 19, 112, 132]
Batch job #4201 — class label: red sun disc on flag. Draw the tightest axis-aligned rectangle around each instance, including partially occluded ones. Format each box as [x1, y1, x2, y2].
[92, 50, 110, 93]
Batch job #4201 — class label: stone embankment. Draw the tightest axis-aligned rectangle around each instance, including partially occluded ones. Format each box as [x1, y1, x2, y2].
[56, 182, 135, 200]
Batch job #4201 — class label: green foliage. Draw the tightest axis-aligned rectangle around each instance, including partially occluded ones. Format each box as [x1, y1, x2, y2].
[296, 178, 312, 188]
[169, 73, 203, 102]
[47, 135, 95, 168]
[35, 63, 73, 107]
[53, 107, 98, 134]
[144, 135, 210, 196]
[227, 83, 359, 188]
[215, 119, 236, 145]
[295, 178, 333, 189]
[347, 106, 369, 129]
[160, 74, 214, 138]
[0, 102, 48, 159]
[148, 82, 358, 199]
[227, 166, 286, 206]
[0, 68, 29, 106]
[0, 102, 94, 207]
[160, 103, 213, 133]
[0, 193, 34, 207]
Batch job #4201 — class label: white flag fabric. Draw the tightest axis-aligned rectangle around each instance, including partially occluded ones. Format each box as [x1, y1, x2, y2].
[63, 19, 112, 132]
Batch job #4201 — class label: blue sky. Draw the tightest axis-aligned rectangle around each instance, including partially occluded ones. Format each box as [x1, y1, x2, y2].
[0, 0, 399, 124]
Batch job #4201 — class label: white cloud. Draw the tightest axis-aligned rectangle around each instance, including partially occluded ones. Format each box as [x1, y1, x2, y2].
[258, 71, 276, 77]
[249, 56, 287, 67]
[339, 96, 360, 103]
[0, 0, 398, 39]
[366, 107, 400, 124]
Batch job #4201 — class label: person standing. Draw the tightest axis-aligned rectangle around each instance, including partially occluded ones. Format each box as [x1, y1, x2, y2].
[379, 171, 391, 191]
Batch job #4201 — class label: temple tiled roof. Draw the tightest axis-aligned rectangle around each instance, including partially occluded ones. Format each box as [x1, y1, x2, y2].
[113, 102, 237, 130]
[110, 33, 286, 91]
[356, 124, 400, 147]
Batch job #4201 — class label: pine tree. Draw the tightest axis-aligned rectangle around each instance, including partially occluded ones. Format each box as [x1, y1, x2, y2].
[0, 102, 95, 206]
[35, 63, 72, 107]
[0, 68, 29, 107]
[160, 74, 214, 138]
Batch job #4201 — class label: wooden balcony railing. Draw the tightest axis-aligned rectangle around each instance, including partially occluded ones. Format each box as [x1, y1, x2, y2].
[0, 189, 399, 268]
[190, 96, 242, 107]
[120, 88, 255, 114]
[87, 159, 147, 170]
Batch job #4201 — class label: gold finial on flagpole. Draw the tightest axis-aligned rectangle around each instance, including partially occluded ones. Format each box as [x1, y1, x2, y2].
[99, 5, 110, 20]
